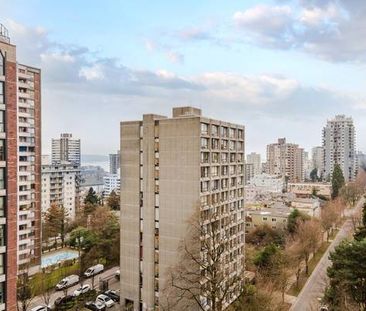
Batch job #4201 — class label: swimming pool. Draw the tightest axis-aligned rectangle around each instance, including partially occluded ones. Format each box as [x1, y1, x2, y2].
[41, 249, 79, 268]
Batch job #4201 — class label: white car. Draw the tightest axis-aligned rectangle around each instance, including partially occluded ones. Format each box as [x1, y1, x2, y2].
[73, 284, 91, 297]
[30, 306, 50, 311]
[96, 294, 115, 308]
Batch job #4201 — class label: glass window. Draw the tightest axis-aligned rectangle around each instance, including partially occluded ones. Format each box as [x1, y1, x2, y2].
[0, 52, 4, 76]
[0, 169, 4, 189]
[0, 140, 4, 161]
[0, 225, 4, 246]
[0, 82, 3, 105]
[0, 254, 4, 274]
[0, 282, 3, 304]
[0, 111, 4, 132]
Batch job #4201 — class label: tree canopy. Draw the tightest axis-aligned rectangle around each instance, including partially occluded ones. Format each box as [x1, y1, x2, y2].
[332, 164, 345, 199]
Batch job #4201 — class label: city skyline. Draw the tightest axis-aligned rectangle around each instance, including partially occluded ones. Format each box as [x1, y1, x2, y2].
[1, 1, 365, 156]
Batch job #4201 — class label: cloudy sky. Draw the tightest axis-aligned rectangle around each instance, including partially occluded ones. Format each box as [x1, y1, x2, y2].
[1, 0, 365, 157]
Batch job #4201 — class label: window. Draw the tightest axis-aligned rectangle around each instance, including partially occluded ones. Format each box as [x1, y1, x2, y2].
[0, 111, 4, 132]
[0, 225, 4, 246]
[0, 254, 4, 274]
[0, 169, 4, 189]
[0, 82, 3, 105]
[201, 123, 208, 135]
[0, 52, 4, 76]
[0, 140, 4, 161]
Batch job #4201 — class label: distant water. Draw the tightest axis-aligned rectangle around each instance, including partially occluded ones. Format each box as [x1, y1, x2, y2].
[81, 155, 110, 172]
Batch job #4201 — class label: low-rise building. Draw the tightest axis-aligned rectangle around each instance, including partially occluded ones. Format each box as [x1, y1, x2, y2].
[246, 207, 290, 232]
[291, 198, 320, 218]
[288, 182, 332, 199]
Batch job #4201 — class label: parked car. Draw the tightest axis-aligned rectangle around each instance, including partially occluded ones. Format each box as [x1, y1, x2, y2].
[96, 294, 115, 308]
[115, 269, 120, 280]
[54, 295, 75, 308]
[30, 306, 50, 311]
[84, 264, 104, 277]
[73, 284, 91, 297]
[85, 301, 106, 311]
[55, 274, 80, 290]
[104, 289, 120, 302]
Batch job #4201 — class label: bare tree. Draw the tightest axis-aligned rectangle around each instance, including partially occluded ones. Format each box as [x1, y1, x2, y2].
[162, 211, 243, 311]
[340, 182, 363, 207]
[17, 263, 35, 311]
[321, 201, 340, 241]
[40, 267, 54, 307]
[294, 219, 322, 275]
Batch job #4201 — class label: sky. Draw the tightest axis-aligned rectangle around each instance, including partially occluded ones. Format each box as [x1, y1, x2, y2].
[1, 0, 365, 158]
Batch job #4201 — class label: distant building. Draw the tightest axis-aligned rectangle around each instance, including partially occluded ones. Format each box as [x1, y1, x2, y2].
[246, 152, 261, 175]
[109, 151, 120, 174]
[244, 173, 284, 203]
[52, 133, 81, 166]
[288, 182, 332, 199]
[322, 115, 356, 182]
[120, 107, 245, 310]
[291, 198, 320, 218]
[266, 138, 305, 182]
[41, 163, 81, 220]
[246, 207, 290, 232]
[103, 173, 120, 196]
[245, 163, 255, 185]
[311, 146, 324, 178]
[80, 165, 105, 187]
[356, 151, 366, 174]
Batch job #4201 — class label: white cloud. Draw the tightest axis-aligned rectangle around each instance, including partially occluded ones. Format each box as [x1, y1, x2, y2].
[79, 64, 105, 81]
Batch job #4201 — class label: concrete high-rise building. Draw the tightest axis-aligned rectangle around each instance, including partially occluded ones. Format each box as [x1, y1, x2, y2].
[109, 151, 120, 174]
[0, 23, 42, 310]
[322, 115, 356, 182]
[120, 107, 245, 310]
[52, 133, 81, 166]
[312, 146, 324, 178]
[246, 152, 261, 175]
[41, 163, 81, 220]
[245, 163, 255, 185]
[17, 63, 42, 271]
[266, 138, 304, 182]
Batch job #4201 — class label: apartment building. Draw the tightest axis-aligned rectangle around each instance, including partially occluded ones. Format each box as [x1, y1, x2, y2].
[244, 163, 254, 185]
[41, 163, 80, 220]
[246, 152, 261, 175]
[266, 138, 305, 182]
[0, 23, 42, 310]
[52, 133, 81, 166]
[103, 172, 120, 196]
[109, 151, 120, 174]
[120, 107, 245, 310]
[311, 146, 324, 179]
[17, 62, 42, 271]
[245, 207, 290, 233]
[323, 115, 356, 182]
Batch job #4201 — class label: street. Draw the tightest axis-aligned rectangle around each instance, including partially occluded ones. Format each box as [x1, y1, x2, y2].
[29, 266, 120, 310]
[290, 198, 364, 311]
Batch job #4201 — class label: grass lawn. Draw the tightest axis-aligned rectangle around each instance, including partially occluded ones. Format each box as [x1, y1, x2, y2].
[287, 242, 330, 297]
[30, 262, 80, 296]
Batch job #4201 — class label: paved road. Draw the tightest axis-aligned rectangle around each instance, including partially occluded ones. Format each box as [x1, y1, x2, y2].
[28, 266, 120, 310]
[290, 198, 364, 311]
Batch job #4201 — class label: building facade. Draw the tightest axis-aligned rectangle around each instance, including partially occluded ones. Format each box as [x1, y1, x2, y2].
[266, 138, 304, 182]
[41, 163, 80, 220]
[246, 152, 261, 175]
[311, 146, 324, 179]
[0, 23, 42, 310]
[17, 62, 42, 271]
[120, 107, 245, 310]
[52, 133, 81, 166]
[103, 173, 120, 196]
[322, 115, 356, 182]
[109, 151, 120, 174]
[244, 163, 254, 185]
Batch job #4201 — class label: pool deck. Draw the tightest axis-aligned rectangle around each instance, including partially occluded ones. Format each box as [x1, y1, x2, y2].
[41, 248, 79, 268]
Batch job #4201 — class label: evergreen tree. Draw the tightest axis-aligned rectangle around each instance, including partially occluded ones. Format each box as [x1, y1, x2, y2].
[43, 203, 69, 247]
[107, 190, 120, 211]
[84, 187, 100, 205]
[310, 168, 318, 182]
[326, 240, 366, 310]
[331, 164, 345, 199]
